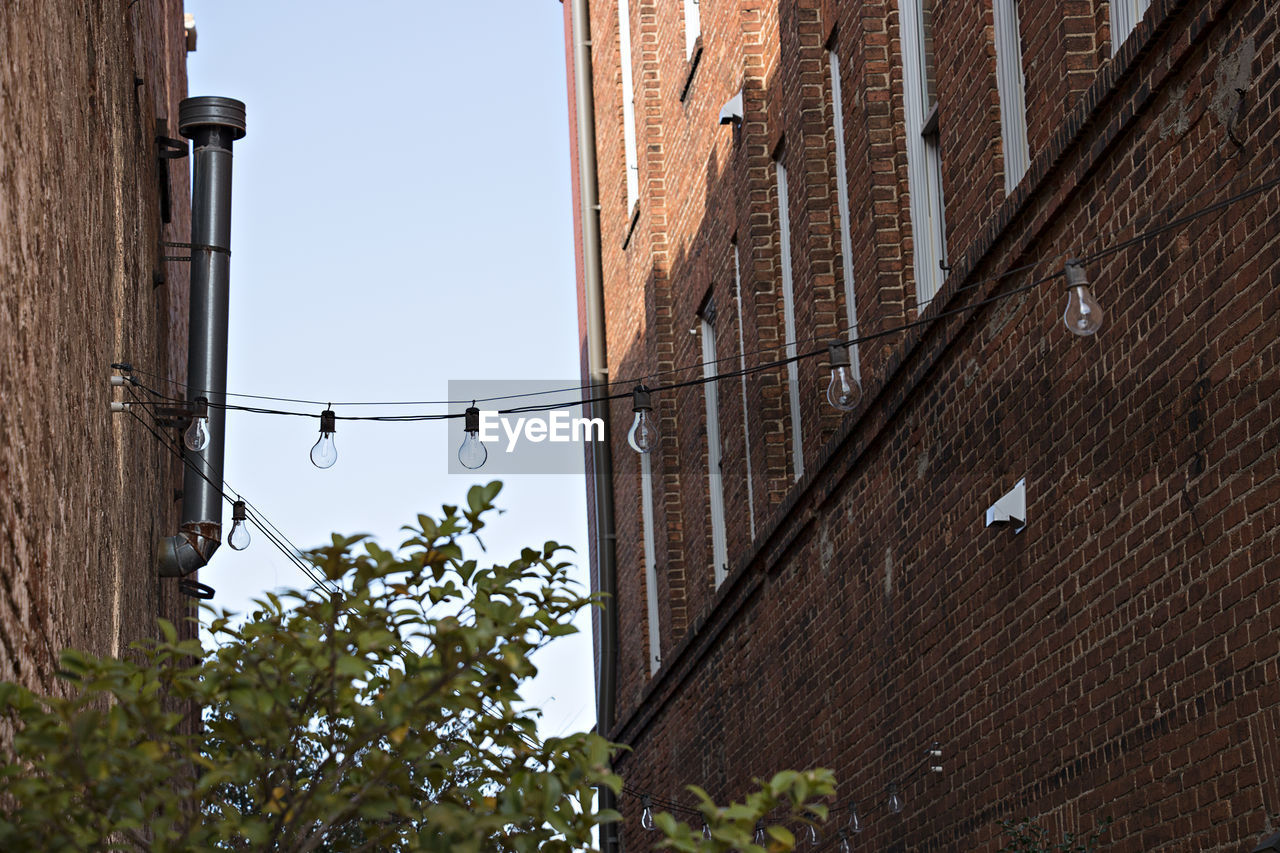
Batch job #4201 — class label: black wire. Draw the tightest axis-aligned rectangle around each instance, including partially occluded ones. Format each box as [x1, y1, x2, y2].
[120, 389, 341, 595]
[117, 168, 1279, 414]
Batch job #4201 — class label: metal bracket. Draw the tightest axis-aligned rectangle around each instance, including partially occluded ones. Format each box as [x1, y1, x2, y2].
[155, 120, 188, 224]
[985, 478, 1026, 533]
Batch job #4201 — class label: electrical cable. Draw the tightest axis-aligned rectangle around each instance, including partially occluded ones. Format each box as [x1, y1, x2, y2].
[121, 388, 341, 596]
[117, 169, 1279, 415]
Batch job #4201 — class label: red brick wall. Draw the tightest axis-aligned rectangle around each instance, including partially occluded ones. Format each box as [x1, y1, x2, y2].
[0, 0, 195, 695]
[579, 0, 1280, 846]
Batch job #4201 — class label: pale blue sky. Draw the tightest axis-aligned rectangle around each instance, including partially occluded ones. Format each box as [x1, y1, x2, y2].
[186, 1, 595, 738]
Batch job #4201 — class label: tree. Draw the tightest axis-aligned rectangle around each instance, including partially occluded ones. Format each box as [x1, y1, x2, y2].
[0, 482, 832, 851]
[998, 815, 1112, 853]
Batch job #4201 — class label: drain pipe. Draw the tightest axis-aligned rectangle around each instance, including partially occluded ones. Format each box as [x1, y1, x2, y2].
[158, 96, 246, 577]
[568, 2, 620, 850]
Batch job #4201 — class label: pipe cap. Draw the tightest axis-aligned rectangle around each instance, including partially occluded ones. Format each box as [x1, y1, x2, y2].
[179, 96, 246, 140]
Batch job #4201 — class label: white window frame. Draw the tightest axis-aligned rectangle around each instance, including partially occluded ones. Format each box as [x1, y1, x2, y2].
[700, 312, 729, 585]
[899, 0, 947, 306]
[827, 48, 862, 382]
[640, 453, 661, 674]
[731, 242, 757, 540]
[683, 0, 701, 60]
[774, 157, 805, 481]
[993, 0, 1030, 193]
[619, 0, 640, 211]
[1111, 0, 1152, 54]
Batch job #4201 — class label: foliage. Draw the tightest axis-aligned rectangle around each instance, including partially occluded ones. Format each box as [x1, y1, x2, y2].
[998, 815, 1112, 853]
[651, 769, 837, 853]
[0, 482, 836, 852]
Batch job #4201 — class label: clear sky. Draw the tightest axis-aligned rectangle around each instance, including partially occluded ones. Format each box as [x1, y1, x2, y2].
[185, 1, 596, 739]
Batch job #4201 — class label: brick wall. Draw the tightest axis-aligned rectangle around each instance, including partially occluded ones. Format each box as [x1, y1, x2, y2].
[0, 1, 195, 695]
[575, 0, 1280, 847]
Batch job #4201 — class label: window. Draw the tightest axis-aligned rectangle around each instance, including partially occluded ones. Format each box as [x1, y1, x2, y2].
[700, 306, 729, 585]
[640, 453, 661, 674]
[1111, 0, 1152, 54]
[619, 0, 640, 211]
[683, 0, 701, 60]
[899, 0, 947, 306]
[774, 156, 805, 481]
[827, 48, 863, 381]
[731, 242, 757, 540]
[993, 0, 1030, 192]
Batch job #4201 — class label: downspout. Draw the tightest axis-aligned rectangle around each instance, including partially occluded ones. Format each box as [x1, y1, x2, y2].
[158, 97, 246, 577]
[568, 2, 620, 850]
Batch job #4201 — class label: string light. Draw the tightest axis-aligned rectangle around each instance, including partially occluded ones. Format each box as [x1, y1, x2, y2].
[627, 386, 656, 454]
[116, 387, 342, 597]
[183, 397, 210, 451]
[458, 404, 488, 469]
[848, 801, 862, 833]
[310, 407, 338, 469]
[826, 341, 861, 411]
[641, 796, 655, 830]
[1062, 258, 1103, 336]
[886, 783, 903, 815]
[701, 819, 711, 839]
[754, 821, 766, 843]
[839, 828, 852, 852]
[227, 499, 251, 551]
[113, 173, 1279, 470]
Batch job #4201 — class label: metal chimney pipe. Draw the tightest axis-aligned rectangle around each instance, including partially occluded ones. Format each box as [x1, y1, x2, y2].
[158, 96, 246, 577]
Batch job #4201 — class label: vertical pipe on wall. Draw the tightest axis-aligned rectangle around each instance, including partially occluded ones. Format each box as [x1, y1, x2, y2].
[158, 96, 246, 577]
[567, 1, 620, 849]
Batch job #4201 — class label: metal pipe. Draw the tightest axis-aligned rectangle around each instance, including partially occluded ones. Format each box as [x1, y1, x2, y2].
[159, 96, 246, 577]
[568, 1, 620, 849]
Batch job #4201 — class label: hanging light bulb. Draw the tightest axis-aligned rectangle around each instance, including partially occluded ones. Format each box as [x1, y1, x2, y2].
[826, 342, 861, 411]
[458, 405, 488, 470]
[886, 783, 903, 815]
[310, 408, 338, 469]
[848, 802, 863, 834]
[640, 797, 655, 831]
[183, 397, 210, 452]
[808, 823, 819, 844]
[839, 829, 852, 853]
[702, 820, 711, 840]
[1062, 258, 1104, 336]
[628, 386, 656, 454]
[227, 499, 251, 551]
[754, 822, 766, 844]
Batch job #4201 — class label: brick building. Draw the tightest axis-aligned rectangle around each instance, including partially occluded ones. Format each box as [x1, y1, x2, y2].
[1, 2, 199, 694]
[565, 0, 1280, 848]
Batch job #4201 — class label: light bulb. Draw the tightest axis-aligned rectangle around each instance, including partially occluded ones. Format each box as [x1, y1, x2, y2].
[702, 821, 711, 840]
[184, 415, 210, 452]
[311, 408, 338, 469]
[184, 397, 210, 452]
[887, 784, 903, 815]
[839, 831, 852, 853]
[227, 500, 250, 551]
[755, 823, 766, 844]
[458, 405, 488, 469]
[641, 798, 655, 831]
[628, 386, 656, 454]
[849, 804, 862, 833]
[826, 342, 861, 411]
[1063, 259, 1103, 336]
